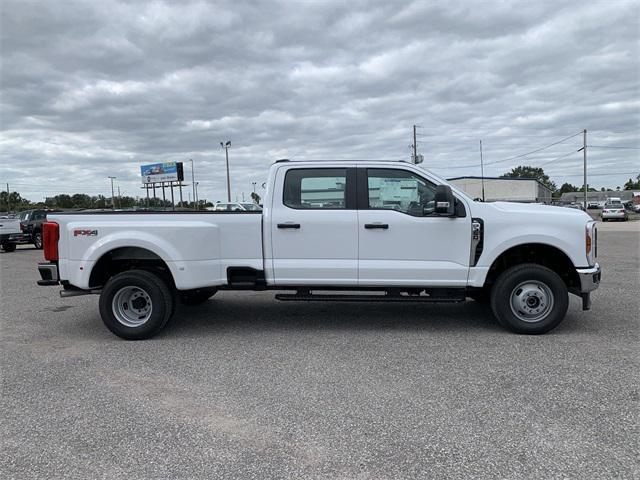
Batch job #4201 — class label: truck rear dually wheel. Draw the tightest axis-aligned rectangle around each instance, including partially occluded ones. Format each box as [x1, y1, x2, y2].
[490, 264, 568, 334]
[99, 269, 175, 340]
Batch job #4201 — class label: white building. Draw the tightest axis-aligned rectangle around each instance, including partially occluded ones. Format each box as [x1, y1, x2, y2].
[448, 176, 553, 204]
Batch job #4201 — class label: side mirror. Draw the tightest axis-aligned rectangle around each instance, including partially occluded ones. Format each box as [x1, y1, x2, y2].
[434, 185, 455, 216]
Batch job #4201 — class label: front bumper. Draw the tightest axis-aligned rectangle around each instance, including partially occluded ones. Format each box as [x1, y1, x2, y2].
[575, 263, 601, 311]
[576, 263, 601, 293]
[38, 262, 59, 286]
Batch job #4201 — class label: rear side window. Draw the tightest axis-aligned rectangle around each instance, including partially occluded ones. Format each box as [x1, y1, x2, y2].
[283, 168, 347, 209]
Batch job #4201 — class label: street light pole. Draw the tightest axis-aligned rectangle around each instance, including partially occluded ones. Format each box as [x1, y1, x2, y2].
[108, 176, 116, 209]
[221, 141, 231, 202]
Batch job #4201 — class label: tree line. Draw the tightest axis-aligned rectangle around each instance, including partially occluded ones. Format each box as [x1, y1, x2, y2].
[499, 166, 640, 197]
[0, 191, 215, 212]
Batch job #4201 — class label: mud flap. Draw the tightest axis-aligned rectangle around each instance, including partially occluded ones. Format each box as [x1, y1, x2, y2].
[581, 293, 591, 311]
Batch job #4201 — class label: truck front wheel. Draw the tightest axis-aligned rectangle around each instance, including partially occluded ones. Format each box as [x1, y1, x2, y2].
[490, 264, 568, 334]
[99, 269, 175, 340]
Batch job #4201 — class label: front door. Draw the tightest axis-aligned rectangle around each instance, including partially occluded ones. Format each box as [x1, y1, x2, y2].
[270, 167, 358, 286]
[357, 167, 471, 287]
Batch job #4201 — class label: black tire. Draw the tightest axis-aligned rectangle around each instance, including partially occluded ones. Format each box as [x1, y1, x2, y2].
[99, 269, 175, 340]
[179, 288, 217, 306]
[33, 232, 43, 249]
[490, 264, 568, 334]
[1, 243, 16, 252]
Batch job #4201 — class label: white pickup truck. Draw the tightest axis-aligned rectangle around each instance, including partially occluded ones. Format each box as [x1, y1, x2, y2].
[0, 217, 22, 252]
[37, 160, 601, 339]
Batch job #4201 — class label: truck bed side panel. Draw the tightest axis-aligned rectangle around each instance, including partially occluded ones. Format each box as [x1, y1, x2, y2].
[49, 213, 263, 290]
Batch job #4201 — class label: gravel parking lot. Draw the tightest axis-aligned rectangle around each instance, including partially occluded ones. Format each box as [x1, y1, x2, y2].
[1, 222, 638, 479]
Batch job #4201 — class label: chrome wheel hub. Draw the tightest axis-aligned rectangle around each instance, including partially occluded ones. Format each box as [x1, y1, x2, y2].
[509, 281, 554, 323]
[112, 286, 153, 327]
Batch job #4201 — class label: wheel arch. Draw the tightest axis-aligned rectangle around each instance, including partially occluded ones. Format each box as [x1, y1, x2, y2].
[483, 243, 580, 292]
[89, 246, 176, 290]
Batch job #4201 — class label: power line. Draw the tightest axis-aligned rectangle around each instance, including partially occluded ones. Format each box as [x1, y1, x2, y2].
[536, 150, 580, 168]
[586, 145, 640, 150]
[549, 171, 637, 177]
[433, 131, 583, 170]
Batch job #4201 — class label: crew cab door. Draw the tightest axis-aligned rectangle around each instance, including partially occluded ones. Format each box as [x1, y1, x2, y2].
[269, 167, 358, 285]
[357, 167, 471, 286]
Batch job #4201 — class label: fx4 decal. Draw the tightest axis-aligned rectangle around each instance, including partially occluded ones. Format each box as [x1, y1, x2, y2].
[74, 229, 98, 237]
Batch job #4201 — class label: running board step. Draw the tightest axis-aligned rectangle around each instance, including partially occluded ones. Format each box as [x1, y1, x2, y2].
[275, 293, 466, 303]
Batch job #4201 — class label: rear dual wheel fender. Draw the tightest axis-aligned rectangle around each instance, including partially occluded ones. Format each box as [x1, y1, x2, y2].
[99, 269, 175, 340]
[490, 264, 569, 335]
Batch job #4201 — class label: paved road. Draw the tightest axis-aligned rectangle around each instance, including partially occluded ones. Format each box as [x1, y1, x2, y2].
[1, 227, 638, 479]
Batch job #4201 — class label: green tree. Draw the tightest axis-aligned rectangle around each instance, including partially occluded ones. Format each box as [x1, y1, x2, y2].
[623, 174, 640, 190]
[0, 191, 32, 212]
[250, 192, 261, 204]
[557, 182, 579, 195]
[500, 165, 557, 192]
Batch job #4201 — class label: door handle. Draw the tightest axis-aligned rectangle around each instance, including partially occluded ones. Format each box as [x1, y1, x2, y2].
[277, 223, 301, 229]
[364, 223, 389, 230]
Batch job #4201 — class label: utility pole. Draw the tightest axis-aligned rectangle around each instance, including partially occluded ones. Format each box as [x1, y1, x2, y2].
[252, 182, 256, 193]
[583, 129, 588, 211]
[108, 176, 116, 209]
[195, 182, 199, 209]
[6, 183, 9, 213]
[412, 125, 418, 163]
[117, 186, 121, 207]
[480, 140, 486, 202]
[221, 141, 231, 202]
[577, 129, 588, 209]
[189, 159, 196, 210]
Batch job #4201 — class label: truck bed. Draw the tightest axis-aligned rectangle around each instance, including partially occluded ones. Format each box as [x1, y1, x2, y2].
[48, 211, 263, 290]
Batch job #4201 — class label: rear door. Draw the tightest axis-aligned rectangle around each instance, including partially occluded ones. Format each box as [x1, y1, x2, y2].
[357, 167, 472, 286]
[270, 167, 358, 285]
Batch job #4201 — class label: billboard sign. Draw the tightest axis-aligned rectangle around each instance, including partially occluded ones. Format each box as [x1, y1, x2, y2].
[140, 162, 184, 184]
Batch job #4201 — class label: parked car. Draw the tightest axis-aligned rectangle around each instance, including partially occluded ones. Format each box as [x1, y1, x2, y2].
[20, 209, 59, 249]
[209, 202, 262, 212]
[0, 217, 23, 252]
[563, 203, 584, 211]
[587, 202, 600, 209]
[38, 160, 600, 339]
[600, 203, 628, 221]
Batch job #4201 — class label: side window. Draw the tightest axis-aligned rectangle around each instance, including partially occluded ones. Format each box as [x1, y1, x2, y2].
[367, 169, 437, 217]
[283, 168, 347, 209]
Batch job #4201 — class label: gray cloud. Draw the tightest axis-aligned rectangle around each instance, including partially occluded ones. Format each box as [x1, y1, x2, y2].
[1, 0, 639, 202]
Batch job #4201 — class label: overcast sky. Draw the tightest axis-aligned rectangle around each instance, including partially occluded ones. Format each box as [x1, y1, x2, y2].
[1, 0, 639, 203]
